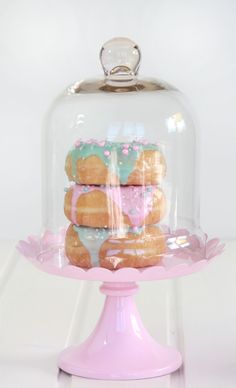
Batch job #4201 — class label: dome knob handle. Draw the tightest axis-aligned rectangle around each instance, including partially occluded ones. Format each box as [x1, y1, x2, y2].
[100, 37, 141, 81]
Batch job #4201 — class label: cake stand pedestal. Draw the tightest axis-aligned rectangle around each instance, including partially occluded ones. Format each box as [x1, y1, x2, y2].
[18, 233, 224, 380]
[58, 281, 181, 379]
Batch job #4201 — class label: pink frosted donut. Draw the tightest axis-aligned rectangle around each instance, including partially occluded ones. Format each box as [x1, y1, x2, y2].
[64, 184, 166, 228]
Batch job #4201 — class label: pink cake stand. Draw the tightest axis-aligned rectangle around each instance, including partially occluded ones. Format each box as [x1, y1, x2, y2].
[18, 231, 224, 380]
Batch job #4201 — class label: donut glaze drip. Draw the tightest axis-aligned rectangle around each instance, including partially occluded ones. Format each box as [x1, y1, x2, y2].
[70, 184, 158, 227]
[73, 225, 109, 266]
[68, 139, 162, 184]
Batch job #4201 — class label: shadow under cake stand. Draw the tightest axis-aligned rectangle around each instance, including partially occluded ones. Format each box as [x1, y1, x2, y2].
[18, 234, 223, 380]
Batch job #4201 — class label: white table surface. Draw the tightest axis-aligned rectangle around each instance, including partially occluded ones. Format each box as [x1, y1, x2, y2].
[0, 240, 235, 388]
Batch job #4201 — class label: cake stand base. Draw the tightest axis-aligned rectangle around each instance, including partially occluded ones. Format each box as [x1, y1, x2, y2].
[58, 282, 182, 380]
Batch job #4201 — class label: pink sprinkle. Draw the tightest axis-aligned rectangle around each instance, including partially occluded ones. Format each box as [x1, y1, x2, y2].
[123, 143, 130, 149]
[133, 145, 139, 151]
[139, 139, 148, 145]
[122, 149, 129, 155]
[74, 139, 81, 147]
[104, 150, 110, 156]
[98, 141, 106, 147]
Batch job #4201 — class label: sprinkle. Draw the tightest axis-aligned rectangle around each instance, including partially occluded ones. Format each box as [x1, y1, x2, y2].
[123, 143, 130, 149]
[104, 150, 110, 156]
[83, 186, 90, 192]
[122, 149, 129, 155]
[133, 145, 139, 151]
[74, 139, 81, 147]
[139, 139, 148, 145]
[98, 140, 106, 147]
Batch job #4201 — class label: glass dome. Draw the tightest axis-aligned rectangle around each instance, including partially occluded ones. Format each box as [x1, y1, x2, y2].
[41, 37, 207, 269]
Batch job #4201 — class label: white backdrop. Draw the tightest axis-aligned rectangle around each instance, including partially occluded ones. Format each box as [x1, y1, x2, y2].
[0, 0, 235, 240]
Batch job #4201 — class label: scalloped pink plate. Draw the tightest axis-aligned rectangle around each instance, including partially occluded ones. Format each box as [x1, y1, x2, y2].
[17, 229, 224, 282]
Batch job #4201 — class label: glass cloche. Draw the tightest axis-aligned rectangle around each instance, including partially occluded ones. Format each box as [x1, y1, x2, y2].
[37, 37, 222, 270]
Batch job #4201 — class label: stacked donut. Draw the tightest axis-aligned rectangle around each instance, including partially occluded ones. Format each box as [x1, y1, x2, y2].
[64, 139, 167, 269]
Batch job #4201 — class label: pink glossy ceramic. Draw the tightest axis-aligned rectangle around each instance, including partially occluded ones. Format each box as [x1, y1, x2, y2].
[18, 230, 224, 282]
[58, 282, 182, 379]
[17, 233, 224, 379]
